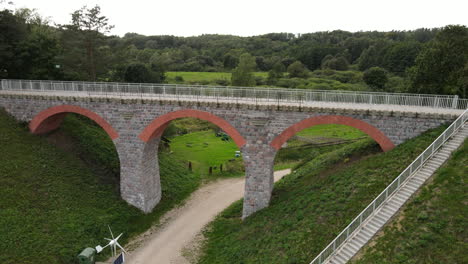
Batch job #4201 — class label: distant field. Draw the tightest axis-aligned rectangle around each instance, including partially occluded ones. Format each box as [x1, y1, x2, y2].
[166, 71, 268, 85]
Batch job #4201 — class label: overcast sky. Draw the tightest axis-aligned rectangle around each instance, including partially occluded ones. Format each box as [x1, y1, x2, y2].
[5, 0, 468, 37]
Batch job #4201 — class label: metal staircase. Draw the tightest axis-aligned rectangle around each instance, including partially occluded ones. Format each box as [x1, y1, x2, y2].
[310, 109, 468, 264]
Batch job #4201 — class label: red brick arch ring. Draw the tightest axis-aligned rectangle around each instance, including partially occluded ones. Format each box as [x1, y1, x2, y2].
[139, 109, 247, 148]
[270, 115, 395, 152]
[29, 105, 119, 140]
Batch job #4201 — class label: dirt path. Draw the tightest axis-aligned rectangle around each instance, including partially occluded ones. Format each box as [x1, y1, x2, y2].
[124, 169, 291, 264]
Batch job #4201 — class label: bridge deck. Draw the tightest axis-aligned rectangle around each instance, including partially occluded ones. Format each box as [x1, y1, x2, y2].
[0, 90, 463, 116]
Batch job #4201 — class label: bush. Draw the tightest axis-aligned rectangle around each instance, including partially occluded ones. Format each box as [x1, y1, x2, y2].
[175, 75, 184, 82]
[363, 67, 389, 90]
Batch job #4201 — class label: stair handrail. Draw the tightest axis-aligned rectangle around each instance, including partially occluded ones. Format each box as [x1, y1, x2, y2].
[310, 108, 468, 264]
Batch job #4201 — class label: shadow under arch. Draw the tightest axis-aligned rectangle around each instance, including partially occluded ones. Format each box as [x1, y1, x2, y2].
[29, 105, 119, 140]
[139, 109, 246, 148]
[270, 115, 395, 152]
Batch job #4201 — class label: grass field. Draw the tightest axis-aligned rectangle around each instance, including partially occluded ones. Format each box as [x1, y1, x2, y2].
[352, 139, 467, 264]
[0, 111, 200, 263]
[166, 71, 268, 85]
[169, 130, 242, 177]
[197, 126, 446, 264]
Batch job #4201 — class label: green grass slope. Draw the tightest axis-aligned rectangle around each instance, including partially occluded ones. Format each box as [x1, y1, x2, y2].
[197, 126, 446, 264]
[352, 139, 468, 264]
[0, 110, 199, 263]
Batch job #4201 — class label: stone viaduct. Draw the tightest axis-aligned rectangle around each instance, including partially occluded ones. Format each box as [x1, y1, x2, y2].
[0, 81, 462, 218]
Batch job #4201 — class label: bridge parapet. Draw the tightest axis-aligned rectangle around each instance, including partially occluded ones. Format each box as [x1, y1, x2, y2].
[2, 79, 467, 112]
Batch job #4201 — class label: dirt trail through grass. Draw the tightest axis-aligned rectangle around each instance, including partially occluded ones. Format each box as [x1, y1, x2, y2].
[123, 169, 291, 264]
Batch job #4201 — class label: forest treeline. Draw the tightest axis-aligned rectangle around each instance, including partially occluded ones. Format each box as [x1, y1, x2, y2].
[0, 5, 467, 97]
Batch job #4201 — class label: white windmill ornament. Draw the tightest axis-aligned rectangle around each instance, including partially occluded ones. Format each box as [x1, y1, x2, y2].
[96, 226, 128, 258]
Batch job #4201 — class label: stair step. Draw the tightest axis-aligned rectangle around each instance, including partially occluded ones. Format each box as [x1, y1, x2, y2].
[408, 178, 425, 185]
[353, 234, 368, 245]
[334, 253, 347, 264]
[384, 202, 400, 212]
[406, 181, 421, 190]
[340, 246, 355, 259]
[363, 224, 378, 233]
[392, 195, 407, 205]
[399, 188, 413, 196]
[395, 192, 411, 201]
[356, 232, 371, 243]
[404, 184, 418, 192]
[372, 215, 387, 226]
[368, 221, 382, 231]
[348, 241, 361, 252]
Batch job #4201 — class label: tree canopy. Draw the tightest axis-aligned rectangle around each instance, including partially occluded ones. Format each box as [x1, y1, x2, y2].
[0, 4, 465, 97]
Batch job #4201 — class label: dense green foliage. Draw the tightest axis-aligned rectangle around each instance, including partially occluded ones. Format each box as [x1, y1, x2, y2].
[353, 139, 468, 264]
[197, 126, 446, 264]
[0, 109, 200, 263]
[1, 4, 466, 97]
[408, 25, 468, 97]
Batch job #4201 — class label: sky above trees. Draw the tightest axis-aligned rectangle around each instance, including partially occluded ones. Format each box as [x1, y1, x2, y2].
[5, 0, 468, 37]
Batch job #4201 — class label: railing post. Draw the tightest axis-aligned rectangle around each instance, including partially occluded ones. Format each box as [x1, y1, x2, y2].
[452, 95, 459, 109]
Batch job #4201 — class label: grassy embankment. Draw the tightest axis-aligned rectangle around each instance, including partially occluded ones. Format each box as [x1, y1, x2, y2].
[197, 125, 447, 264]
[352, 139, 467, 264]
[0, 111, 200, 263]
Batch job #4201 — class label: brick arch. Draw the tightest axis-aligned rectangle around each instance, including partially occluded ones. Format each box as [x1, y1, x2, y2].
[29, 105, 119, 140]
[270, 115, 395, 152]
[139, 109, 247, 148]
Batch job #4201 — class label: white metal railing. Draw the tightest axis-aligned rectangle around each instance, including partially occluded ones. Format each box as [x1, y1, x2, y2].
[309, 108, 468, 264]
[1, 79, 467, 109]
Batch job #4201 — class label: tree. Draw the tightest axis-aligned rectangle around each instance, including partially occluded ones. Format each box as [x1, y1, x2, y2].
[321, 55, 349, 71]
[124, 63, 165, 83]
[383, 41, 421, 75]
[231, 53, 256, 86]
[267, 61, 285, 85]
[287, 61, 308, 78]
[363, 67, 388, 90]
[64, 5, 113, 81]
[0, 9, 27, 78]
[124, 63, 151, 83]
[408, 25, 468, 97]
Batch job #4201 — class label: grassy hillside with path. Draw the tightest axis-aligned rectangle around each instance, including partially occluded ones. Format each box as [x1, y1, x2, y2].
[352, 139, 467, 264]
[197, 126, 446, 264]
[0, 110, 199, 263]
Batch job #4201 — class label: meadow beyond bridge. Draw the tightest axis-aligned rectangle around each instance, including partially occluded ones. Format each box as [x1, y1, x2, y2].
[0, 79, 465, 218]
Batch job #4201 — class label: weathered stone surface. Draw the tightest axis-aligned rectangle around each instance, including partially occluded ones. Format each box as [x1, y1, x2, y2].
[0, 94, 455, 218]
